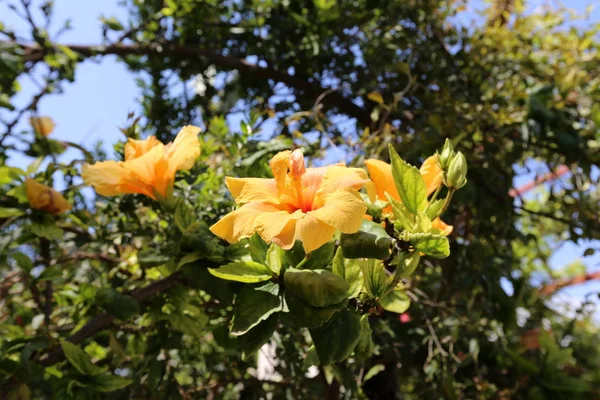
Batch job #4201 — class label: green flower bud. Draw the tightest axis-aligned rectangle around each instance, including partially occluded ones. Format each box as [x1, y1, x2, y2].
[437, 138, 456, 170]
[446, 151, 467, 189]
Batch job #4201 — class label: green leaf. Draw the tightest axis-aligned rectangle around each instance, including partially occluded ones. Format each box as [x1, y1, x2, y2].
[11, 252, 33, 273]
[284, 268, 348, 308]
[174, 201, 195, 232]
[379, 290, 410, 313]
[230, 281, 284, 336]
[138, 252, 170, 268]
[239, 314, 278, 360]
[388, 196, 414, 231]
[0, 166, 25, 185]
[26, 157, 44, 175]
[363, 364, 385, 382]
[30, 221, 63, 240]
[37, 266, 63, 281]
[309, 309, 361, 365]
[249, 233, 269, 263]
[393, 252, 420, 279]
[284, 240, 335, 269]
[95, 288, 140, 320]
[426, 199, 445, 220]
[60, 340, 103, 376]
[284, 294, 347, 328]
[169, 312, 209, 337]
[302, 345, 321, 369]
[208, 260, 272, 283]
[409, 232, 450, 259]
[86, 374, 133, 392]
[388, 144, 427, 214]
[265, 244, 283, 276]
[332, 248, 362, 298]
[354, 315, 375, 361]
[176, 252, 203, 268]
[0, 207, 26, 218]
[340, 220, 393, 260]
[360, 259, 389, 298]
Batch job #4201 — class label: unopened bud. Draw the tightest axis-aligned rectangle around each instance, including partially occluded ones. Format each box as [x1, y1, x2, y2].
[446, 151, 467, 189]
[437, 138, 456, 170]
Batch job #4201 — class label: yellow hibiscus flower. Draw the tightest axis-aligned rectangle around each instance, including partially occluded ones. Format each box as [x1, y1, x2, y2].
[82, 126, 201, 201]
[364, 156, 453, 236]
[29, 116, 56, 137]
[25, 178, 71, 215]
[210, 149, 376, 253]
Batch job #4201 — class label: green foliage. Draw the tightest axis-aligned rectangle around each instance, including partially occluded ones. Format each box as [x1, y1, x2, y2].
[284, 268, 348, 308]
[340, 220, 393, 259]
[0, 0, 599, 398]
[208, 260, 273, 283]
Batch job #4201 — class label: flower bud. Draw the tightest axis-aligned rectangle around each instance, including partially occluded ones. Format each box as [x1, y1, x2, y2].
[29, 116, 56, 137]
[446, 151, 467, 189]
[436, 138, 455, 170]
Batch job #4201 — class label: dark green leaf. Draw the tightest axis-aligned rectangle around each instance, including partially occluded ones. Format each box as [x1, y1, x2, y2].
[284, 293, 347, 328]
[284, 240, 335, 269]
[332, 247, 362, 298]
[95, 288, 140, 320]
[309, 309, 361, 365]
[284, 268, 348, 307]
[239, 314, 278, 360]
[340, 220, 393, 260]
[30, 221, 63, 240]
[86, 374, 133, 392]
[60, 340, 103, 376]
[230, 281, 284, 335]
[11, 252, 33, 273]
[354, 315, 375, 361]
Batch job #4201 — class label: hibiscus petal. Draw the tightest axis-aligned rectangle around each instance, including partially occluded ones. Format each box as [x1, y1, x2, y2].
[165, 125, 201, 172]
[210, 202, 303, 246]
[313, 166, 373, 208]
[225, 177, 279, 205]
[294, 214, 336, 253]
[82, 161, 156, 199]
[124, 136, 162, 161]
[365, 159, 398, 201]
[432, 217, 453, 236]
[269, 150, 292, 192]
[310, 189, 367, 233]
[420, 155, 443, 196]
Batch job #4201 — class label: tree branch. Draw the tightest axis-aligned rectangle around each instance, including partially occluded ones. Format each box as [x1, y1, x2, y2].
[509, 165, 569, 197]
[539, 271, 600, 296]
[10, 41, 372, 126]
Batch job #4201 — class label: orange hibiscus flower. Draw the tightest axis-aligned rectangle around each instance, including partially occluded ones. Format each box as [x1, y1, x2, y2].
[82, 126, 200, 201]
[25, 178, 71, 215]
[210, 149, 375, 253]
[365, 156, 452, 236]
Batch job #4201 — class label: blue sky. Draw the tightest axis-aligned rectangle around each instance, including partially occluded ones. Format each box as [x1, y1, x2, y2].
[2, 0, 598, 313]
